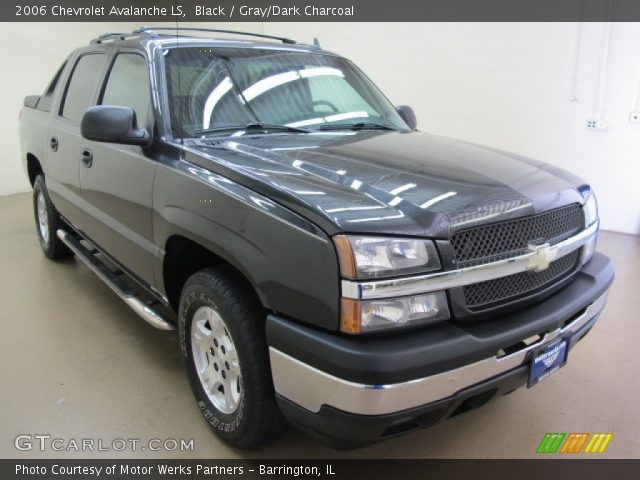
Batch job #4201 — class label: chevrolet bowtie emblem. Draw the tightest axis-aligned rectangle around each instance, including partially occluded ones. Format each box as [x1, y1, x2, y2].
[527, 242, 558, 271]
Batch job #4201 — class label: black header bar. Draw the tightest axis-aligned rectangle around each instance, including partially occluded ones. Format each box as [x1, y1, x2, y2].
[3, 459, 640, 480]
[5, 0, 640, 22]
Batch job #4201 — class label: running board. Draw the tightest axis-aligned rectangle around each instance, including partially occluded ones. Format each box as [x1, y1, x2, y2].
[56, 229, 175, 331]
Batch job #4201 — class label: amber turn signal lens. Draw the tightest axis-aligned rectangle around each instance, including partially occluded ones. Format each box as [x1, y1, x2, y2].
[334, 235, 357, 278]
[340, 297, 361, 334]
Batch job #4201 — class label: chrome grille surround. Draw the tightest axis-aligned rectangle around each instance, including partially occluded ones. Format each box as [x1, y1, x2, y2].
[340, 214, 596, 302]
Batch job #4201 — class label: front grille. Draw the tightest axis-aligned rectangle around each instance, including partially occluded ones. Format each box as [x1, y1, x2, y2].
[463, 250, 580, 310]
[449, 204, 584, 316]
[450, 204, 583, 267]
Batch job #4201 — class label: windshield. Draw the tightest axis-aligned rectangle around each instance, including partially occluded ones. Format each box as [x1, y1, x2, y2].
[163, 46, 409, 138]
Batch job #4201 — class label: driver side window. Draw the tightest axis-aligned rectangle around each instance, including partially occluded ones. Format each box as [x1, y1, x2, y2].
[101, 53, 151, 127]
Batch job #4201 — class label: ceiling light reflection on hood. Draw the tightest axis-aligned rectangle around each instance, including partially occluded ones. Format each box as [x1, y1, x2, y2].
[419, 191, 457, 209]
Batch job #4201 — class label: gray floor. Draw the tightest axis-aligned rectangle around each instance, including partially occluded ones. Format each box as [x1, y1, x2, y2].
[1, 192, 639, 459]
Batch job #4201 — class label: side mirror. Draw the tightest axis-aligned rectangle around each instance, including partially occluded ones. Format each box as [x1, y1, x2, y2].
[81, 106, 151, 146]
[395, 105, 417, 130]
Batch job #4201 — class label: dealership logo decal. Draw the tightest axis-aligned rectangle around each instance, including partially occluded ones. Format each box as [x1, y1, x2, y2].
[541, 349, 561, 368]
[536, 433, 612, 454]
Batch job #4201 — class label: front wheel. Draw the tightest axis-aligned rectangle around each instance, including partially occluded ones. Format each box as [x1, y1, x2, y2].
[33, 175, 73, 260]
[178, 267, 285, 448]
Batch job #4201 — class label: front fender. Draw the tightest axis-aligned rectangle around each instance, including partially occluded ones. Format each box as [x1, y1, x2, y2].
[152, 160, 340, 331]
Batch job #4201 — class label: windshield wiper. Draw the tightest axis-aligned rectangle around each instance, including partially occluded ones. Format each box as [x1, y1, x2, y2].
[319, 122, 397, 131]
[193, 122, 312, 136]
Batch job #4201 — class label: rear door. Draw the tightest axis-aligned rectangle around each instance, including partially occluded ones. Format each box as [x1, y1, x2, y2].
[79, 51, 157, 285]
[47, 52, 107, 229]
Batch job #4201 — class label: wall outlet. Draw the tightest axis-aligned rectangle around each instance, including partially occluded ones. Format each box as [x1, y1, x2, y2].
[630, 112, 640, 123]
[586, 119, 607, 130]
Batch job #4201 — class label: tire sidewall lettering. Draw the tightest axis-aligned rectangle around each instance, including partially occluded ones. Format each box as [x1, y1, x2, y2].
[181, 290, 245, 434]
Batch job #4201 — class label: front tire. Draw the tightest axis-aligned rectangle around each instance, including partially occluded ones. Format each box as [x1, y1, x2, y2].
[179, 267, 285, 448]
[33, 175, 73, 260]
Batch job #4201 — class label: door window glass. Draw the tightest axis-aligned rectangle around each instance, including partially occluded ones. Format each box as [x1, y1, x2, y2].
[61, 54, 106, 122]
[101, 54, 151, 126]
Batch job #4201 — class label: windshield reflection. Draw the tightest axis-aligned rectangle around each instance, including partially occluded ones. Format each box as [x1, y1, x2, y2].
[164, 47, 408, 138]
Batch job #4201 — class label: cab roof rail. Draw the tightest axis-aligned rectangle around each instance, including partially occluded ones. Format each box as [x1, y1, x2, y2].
[90, 32, 129, 44]
[132, 26, 297, 44]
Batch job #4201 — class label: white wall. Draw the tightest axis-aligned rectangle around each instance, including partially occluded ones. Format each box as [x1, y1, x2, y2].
[262, 22, 640, 235]
[2, 22, 639, 234]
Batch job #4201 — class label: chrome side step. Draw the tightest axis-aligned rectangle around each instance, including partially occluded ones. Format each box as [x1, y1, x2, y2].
[57, 229, 175, 331]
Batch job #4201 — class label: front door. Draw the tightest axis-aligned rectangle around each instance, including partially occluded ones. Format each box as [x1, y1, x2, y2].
[79, 52, 157, 285]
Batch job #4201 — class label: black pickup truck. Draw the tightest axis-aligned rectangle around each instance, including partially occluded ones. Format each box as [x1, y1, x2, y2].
[19, 28, 614, 448]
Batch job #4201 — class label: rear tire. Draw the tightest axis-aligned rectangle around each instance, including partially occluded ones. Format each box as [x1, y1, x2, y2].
[33, 175, 73, 260]
[179, 267, 286, 448]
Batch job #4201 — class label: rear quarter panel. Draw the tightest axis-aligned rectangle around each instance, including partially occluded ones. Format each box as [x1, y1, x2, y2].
[19, 106, 51, 180]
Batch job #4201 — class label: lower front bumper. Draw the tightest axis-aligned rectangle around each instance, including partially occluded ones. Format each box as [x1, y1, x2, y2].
[276, 363, 530, 449]
[267, 253, 613, 446]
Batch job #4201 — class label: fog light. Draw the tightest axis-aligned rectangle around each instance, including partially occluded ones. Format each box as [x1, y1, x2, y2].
[341, 291, 449, 334]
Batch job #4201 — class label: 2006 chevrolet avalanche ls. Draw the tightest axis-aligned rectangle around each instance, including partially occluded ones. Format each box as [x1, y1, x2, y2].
[19, 28, 614, 448]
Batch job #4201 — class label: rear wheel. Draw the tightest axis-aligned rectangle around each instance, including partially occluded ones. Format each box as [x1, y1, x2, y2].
[179, 267, 285, 447]
[33, 175, 73, 260]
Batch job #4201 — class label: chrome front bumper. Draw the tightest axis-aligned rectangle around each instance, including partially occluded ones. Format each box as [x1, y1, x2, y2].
[270, 291, 608, 416]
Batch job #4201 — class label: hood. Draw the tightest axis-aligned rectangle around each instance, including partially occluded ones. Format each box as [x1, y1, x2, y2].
[182, 131, 587, 237]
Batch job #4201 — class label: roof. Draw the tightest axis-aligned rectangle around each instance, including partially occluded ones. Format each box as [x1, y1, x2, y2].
[89, 27, 327, 54]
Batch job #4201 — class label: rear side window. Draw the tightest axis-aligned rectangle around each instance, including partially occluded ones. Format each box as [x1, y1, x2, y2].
[37, 61, 67, 112]
[101, 53, 151, 126]
[61, 53, 106, 123]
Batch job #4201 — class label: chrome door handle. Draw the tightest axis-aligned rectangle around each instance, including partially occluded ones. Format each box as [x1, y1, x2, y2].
[81, 149, 93, 168]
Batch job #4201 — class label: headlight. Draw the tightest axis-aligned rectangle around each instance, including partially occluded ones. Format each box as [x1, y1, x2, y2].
[583, 190, 598, 227]
[581, 189, 599, 264]
[334, 235, 441, 279]
[341, 292, 449, 334]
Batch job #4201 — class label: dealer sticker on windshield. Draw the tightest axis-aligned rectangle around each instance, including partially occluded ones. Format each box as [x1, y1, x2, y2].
[528, 338, 569, 387]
